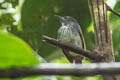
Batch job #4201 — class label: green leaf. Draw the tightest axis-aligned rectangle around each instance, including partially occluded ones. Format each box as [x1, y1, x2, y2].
[3, 0, 18, 8]
[0, 32, 39, 68]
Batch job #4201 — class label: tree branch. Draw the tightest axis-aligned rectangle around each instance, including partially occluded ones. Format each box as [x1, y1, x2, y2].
[0, 63, 120, 78]
[43, 36, 104, 62]
[88, 0, 116, 80]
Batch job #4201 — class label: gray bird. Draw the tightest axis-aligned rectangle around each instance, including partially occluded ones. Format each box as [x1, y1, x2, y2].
[56, 15, 86, 63]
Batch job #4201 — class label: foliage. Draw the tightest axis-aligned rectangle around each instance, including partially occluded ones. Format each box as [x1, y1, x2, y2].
[0, 32, 39, 68]
[0, 0, 120, 80]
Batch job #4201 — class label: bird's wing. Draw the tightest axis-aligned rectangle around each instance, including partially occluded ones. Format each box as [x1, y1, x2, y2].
[74, 23, 86, 49]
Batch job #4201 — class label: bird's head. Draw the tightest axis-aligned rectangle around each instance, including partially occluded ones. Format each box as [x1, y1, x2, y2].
[55, 15, 77, 26]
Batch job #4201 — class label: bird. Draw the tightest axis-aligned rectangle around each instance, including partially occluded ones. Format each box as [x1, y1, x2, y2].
[56, 15, 86, 63]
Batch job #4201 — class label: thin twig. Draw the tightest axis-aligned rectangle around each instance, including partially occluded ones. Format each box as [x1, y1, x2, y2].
[106, 4, 120, 17]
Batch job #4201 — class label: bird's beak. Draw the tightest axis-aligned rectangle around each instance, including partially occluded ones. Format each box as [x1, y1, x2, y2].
[55, 15, 64, 22]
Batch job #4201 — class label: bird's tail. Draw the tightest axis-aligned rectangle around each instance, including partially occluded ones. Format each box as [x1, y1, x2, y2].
[62, 48, 73, 63]
[62, 48, 84, 63]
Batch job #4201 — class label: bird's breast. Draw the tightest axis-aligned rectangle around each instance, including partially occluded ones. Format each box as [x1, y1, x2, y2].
[58, 26, 81, 45]
[58, 26, 72, 41]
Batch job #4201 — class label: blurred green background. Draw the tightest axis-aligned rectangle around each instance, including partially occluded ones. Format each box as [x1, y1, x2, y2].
[0, 0, 120, 80]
